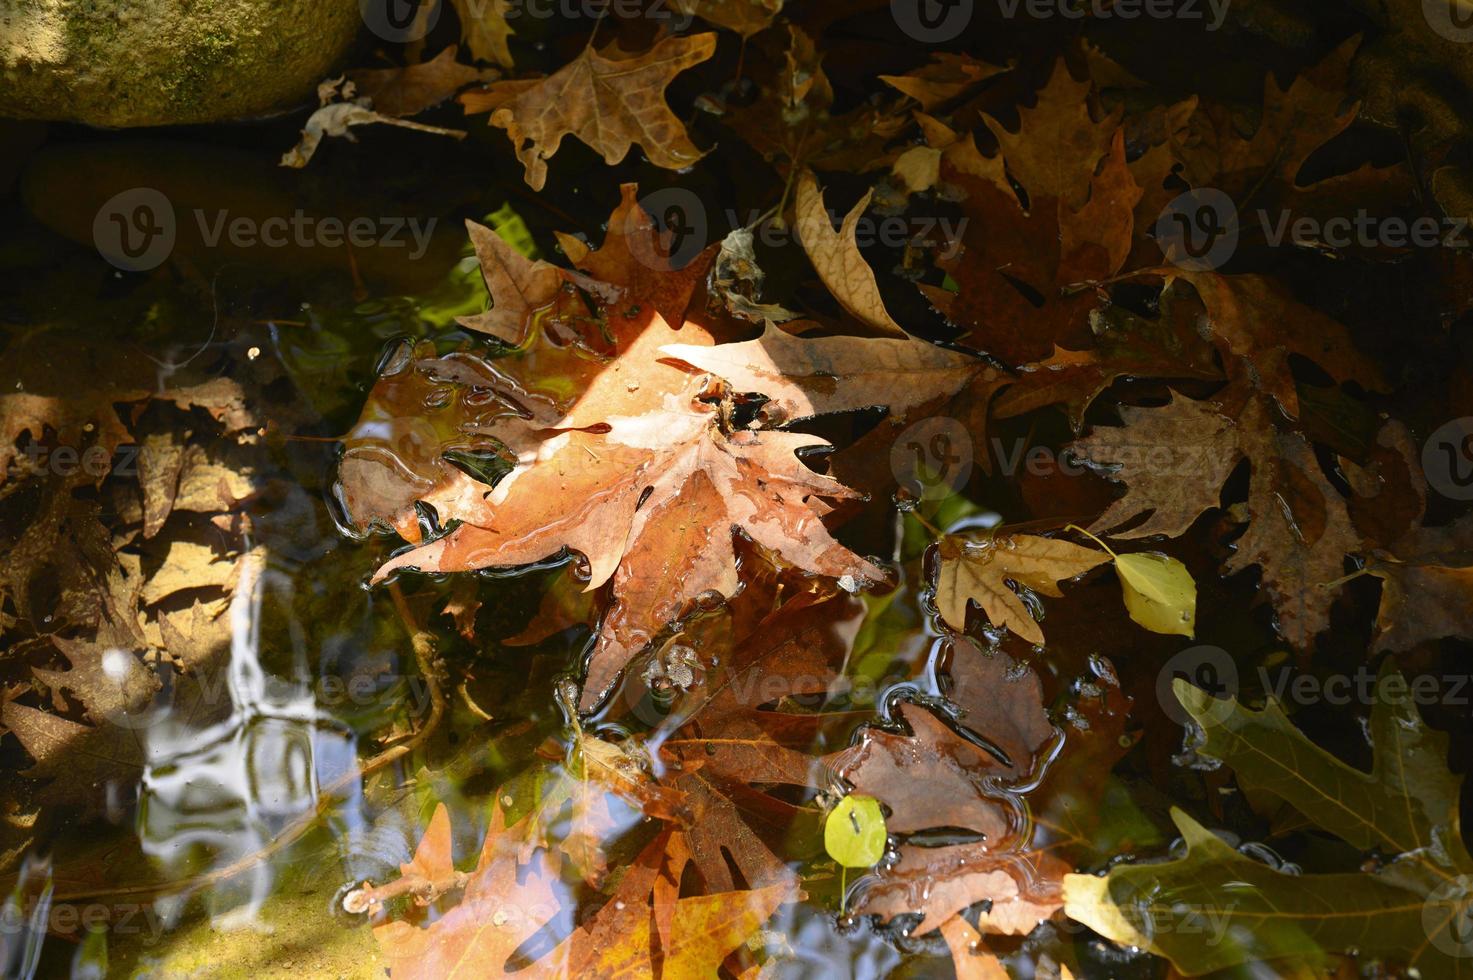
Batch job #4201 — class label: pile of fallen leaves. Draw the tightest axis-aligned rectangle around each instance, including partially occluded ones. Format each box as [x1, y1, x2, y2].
[8, 1, 1473, 976]
[317, 12, 1473, 968]
[0, 327, 264, 814]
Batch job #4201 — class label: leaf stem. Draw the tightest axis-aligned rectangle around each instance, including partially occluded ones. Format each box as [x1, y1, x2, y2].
[1064, 523, 1118, 560]
[910, 509, 944, 539]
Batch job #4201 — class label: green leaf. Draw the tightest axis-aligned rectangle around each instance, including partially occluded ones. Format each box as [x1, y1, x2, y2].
[825, 794, 887, 869]
[1064, 808, 1447, 975]
[1173, 671, 1468, 861]
[1063, 665, 1473, 977]
[485, 202, 541, 261]
[1113, 552, 1195, 637]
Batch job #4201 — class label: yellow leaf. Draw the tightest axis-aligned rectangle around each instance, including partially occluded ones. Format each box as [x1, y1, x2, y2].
[1113, 551, 1196, 637]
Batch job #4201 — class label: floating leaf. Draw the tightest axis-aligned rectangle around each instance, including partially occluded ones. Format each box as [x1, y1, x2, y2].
[1113, 552, 1196, 637]
[825, 794, 887, 869]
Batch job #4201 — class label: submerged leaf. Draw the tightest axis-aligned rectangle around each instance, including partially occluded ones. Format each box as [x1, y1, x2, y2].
[1064, 668, 1473, 977]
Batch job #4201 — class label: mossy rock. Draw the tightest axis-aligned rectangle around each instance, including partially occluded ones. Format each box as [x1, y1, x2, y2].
[0, 0, 362, 127]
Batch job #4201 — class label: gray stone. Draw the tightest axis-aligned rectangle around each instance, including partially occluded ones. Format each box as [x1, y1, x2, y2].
[0, 0, 363, 127]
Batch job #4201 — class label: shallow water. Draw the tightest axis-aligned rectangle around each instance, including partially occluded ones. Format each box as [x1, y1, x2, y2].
[1, 102, 1465, 980]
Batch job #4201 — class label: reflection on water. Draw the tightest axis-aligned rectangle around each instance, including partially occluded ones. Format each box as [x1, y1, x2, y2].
[135, 550, 367, 931]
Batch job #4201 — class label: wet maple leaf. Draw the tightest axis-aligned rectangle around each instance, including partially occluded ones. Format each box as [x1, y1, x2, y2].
[449, 0, 514, 69]
[1075, 393, 1362, 646]
[991, 283, 1222, 433]
[1170, 36, 1409, 224]
[335, 339, 537, 540]
[654, 590, 868, 893]
[1174, 271, 1385, 419]
[831, 638, 1053, 837]
[919, 61, 1140, 365]
[0, 331, 256, 489]
[1345, 429, 1473, 651]
[662, 321, 986, 425]
[933, 533, 1109, 645]
[841, 648, 1134, 939]
[722, 25, 908, 173]
[374, 802, 790, 978]
[346, 47, 498, 118]
[1071, 392, 1242, 540]
[462, 33, 716, 190]
[367, 187, 905, 710]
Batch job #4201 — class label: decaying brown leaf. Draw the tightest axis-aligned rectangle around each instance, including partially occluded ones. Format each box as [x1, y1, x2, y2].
[464, 33, 716, 190]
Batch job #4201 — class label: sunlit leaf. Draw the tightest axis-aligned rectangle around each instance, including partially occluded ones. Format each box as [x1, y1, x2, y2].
[825, 794, 887, 869]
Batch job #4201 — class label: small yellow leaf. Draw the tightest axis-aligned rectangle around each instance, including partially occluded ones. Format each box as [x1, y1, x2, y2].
[1114, 552, 1196, 637]
[824, 794, 887, 868]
